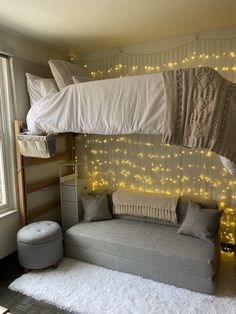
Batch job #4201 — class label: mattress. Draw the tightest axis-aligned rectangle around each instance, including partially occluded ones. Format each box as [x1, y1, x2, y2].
[65, 218, 220, 294]
[27, 73, 165, 134]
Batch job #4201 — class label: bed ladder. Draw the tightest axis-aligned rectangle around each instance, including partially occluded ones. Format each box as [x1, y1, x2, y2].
[14, 120, 75, 226]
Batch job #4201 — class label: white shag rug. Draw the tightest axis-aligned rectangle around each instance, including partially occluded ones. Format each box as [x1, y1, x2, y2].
[9, 258, 236, 314]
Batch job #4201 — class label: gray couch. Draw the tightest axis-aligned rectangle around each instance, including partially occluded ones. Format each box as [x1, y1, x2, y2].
[64, 197, 220, 294]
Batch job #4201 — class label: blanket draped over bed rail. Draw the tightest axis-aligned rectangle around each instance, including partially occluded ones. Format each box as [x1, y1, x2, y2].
[162, 67, 236, 163]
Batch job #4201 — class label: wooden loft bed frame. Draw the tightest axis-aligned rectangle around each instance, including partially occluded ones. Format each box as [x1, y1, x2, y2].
[14, 120, 74, 227]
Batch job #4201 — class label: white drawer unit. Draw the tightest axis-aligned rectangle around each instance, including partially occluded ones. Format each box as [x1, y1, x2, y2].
[61, 200, 83, 231]
[61, 200, 83, 220]
[60, 163, 91, 231]
[61, 185, 77, 201]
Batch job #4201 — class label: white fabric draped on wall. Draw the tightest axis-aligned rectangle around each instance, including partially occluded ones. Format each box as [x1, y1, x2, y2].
[75, 36, 236, 245]
[78, 37, 236, 82]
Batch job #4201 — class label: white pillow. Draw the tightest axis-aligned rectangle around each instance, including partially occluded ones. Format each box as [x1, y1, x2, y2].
[72, 75, 94, 84]
[48, 59, 89, 90]
[26, 73, 58, 106]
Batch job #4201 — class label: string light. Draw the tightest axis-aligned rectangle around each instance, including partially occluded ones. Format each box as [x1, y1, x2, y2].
[74, 134, 236, 248]
[82, 48, 236, 78]
[75, 41, 236, 247]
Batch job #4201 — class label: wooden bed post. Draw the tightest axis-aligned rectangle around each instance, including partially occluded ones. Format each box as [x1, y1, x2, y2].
[14, 120, 27, 226]
[67, 133, 75, 161]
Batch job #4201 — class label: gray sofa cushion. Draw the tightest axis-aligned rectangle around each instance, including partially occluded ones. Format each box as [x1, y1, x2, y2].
[178, 201, 223, 244]
[65, 219, 219, 281]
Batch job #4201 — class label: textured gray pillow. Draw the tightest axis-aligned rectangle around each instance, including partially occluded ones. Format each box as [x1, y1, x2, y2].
[178, 201, 223, 244]
[48, 60, 89, 90]
[81, 192, 113, 222]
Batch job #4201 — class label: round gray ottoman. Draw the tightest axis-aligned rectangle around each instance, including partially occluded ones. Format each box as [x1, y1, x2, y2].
[17, 221, 63, 269]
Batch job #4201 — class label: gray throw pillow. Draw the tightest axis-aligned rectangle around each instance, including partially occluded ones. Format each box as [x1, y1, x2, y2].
[81, 192, 113, 222]
[177, 201, 223, 244]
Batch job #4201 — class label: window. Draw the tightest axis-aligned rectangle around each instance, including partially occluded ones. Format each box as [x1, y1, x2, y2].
[0, 55, 16, 213]
[0, 134, 7, 207]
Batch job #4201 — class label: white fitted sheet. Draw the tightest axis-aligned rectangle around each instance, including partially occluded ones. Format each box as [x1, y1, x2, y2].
[26, 73, 165, 135]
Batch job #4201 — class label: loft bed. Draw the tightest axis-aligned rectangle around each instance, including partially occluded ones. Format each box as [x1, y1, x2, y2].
[26, 65, 236, 172]
[14, 60, 236, 226]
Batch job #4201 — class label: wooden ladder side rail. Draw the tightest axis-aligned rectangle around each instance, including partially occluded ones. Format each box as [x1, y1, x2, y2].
[67, 133, 75, 161]
[14, 123, 75, 224]
[14, 120, 27, 226]
[25, 134, 75, 193]
[27, 199, 61, 221]
[23, 152, 71, 166]
[25, 134, 75, 219]
[26, 177, 60, 193]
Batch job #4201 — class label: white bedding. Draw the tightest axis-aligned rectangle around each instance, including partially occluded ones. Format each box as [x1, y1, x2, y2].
[26, 71, 236, 174]
[26, 73, 165, 135]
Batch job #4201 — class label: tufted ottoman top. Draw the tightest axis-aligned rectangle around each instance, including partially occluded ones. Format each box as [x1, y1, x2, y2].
[17, 221, 62, 245]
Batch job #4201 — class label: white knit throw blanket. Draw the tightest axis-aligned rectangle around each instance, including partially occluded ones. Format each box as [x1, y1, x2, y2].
[112, 190, 179, 223]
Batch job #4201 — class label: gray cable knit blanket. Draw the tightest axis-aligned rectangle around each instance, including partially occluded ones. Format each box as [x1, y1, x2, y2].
[162, 67, 236, 163]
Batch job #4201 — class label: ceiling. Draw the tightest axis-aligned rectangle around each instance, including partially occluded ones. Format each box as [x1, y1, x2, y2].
[0, 0, 235, 56]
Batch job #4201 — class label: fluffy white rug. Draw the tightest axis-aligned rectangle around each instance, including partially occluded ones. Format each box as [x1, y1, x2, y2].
[9, 258, 236, 314]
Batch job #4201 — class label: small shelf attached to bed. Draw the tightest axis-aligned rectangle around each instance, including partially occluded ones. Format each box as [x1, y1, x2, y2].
[17, 132, 56, 158]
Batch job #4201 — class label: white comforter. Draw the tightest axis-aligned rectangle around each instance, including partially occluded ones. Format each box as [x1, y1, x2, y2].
[26, 72, 236, 174]
[27, 73, 165, 135]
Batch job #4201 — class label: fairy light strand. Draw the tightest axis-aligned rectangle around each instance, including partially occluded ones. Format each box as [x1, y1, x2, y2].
[74, 134, 236, 246]
[72, 40, 236, 246]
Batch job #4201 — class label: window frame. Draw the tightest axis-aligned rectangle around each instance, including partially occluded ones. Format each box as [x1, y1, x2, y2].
[0, 56, 17, 214]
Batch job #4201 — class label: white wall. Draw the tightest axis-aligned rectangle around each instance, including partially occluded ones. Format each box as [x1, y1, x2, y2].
[79, 26, 236, 60]
[0, 29, 64, 259]
[0, 29, 63, 64]
[0, 211, 19, 259]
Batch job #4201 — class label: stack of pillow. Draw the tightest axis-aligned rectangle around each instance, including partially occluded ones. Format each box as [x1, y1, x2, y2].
[80, 190, 223, 245]
[26, 59, 93, 106]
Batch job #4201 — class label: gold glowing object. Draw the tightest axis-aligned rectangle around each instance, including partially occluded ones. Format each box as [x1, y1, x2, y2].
[81, 45, 236, 79]
[75, 44, 236, 246]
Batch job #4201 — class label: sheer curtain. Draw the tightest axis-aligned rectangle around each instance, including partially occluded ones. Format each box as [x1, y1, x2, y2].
[76, 37, 236, 245]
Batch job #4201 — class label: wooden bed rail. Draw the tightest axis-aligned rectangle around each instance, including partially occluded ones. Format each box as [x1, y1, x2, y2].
[14, 120, 26, 226]
[26, 177, 60, 193]
[14, 120, 74, 226]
